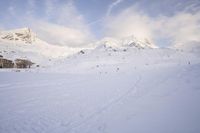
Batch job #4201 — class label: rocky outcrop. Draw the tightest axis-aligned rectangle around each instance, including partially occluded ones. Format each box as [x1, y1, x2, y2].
[79, 50, 85, 54]
[14, 59, 34, 68]
[0, 28, 36, 44]
[0, 58, 14, 68]
[0, 56, 34, 69]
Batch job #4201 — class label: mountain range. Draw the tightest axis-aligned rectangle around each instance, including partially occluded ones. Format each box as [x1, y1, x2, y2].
[0, 27, 199, 71]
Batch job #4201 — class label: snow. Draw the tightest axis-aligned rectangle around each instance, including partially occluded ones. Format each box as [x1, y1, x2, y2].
[0, 28, 200, 133]
[0, 28, 83, 66]
[0, 62, 200, 133]
[94, 35, 157, 50]
[0, 28, 157, 67]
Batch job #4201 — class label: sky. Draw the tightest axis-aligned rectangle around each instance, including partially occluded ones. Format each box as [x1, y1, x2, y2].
[0, 0, 200, 47]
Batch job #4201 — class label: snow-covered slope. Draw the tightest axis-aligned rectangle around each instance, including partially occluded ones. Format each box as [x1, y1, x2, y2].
[94, 36, 157, 50]
[173, 41, 200, 55]
[0, 28, 200, 133]
[0, 59, 200, 133]
[0, 28, 159, 68]
[0, 28, 82, 66]
[45, 46, 199, 74]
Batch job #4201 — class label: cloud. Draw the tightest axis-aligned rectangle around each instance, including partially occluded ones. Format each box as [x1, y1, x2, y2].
[4, 0, 93, 47]
[106, 0, 124, 16]
[154, 12, 200, 45]
[104, 7, 154, 42]
[104, 5, 200, 47]
[29, 0, 94, 47]
[31, 20, 92, 47]
[44, 0, 86, 29]
[3, 0, 200, 48]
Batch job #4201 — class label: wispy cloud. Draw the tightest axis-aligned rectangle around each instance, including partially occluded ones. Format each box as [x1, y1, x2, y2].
[37, 1, 94, 46]
[104, 7, 154, 42]
[106, 0, 124, 16]
[3, 0, 200, 48]
[4, 0, 94, 47]
[154, 12, 200, 46]
[104, 5, 200, 47]
[32, 21, 92, 47]
[88, 0, 124, 28]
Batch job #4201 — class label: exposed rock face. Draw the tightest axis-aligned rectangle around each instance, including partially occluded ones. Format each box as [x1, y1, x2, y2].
[95, 36, 157, 50]
[79, 50, 85, 54]
[0, 58, 14, 68]
[0, 28, 36, 44]
[0, 57, 34, 69]
[15, 59, 34, 68]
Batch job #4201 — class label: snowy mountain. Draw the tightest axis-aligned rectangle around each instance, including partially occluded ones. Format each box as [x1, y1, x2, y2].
[94, 36, 157, 50]
[1, 34, 200, 132]
[0, 28, 200, 133]
[0, 28, 36, 44]
[0, 28, 159, 68]
[0, 28, 83, 67]
[0, 27, 199, 71]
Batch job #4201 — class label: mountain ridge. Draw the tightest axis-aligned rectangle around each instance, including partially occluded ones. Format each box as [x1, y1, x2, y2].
[0, 27, 36, 44]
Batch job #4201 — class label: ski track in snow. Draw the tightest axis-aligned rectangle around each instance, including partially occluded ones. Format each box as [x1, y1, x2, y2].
[0, 63, 200, 133]
[0, 27, 200, 133]
[0, 41, 200, 133]
[67, 76, 142, 131]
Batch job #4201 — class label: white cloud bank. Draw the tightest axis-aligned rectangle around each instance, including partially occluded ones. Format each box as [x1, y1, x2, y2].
[4, 0, 200, 48]
[106, 0, 124, 16]
[32, 21, 92, 47]
[104, 6, 200, 47]
[34, 1, 93, 47]
[5, 0, 93, 47]
[155, 12, 200, 46]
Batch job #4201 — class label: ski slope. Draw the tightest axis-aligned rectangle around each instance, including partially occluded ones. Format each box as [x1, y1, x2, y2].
[0, 57, 200, 133]
[0, 28, 200, 133]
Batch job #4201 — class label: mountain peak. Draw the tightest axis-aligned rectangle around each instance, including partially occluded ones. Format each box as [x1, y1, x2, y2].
[95, 36, 157, 50]
[120, 35, 157, 48]
[0, 27, 36, 44]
